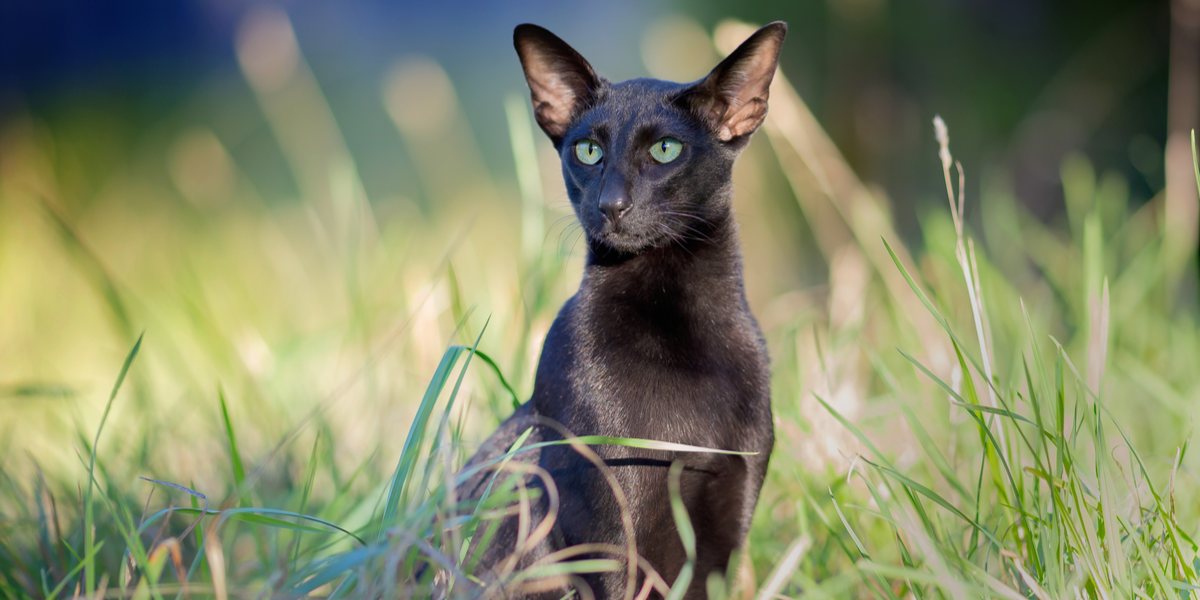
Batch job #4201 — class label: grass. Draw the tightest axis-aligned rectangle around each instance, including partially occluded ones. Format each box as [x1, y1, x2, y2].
[1, 15, 1199, 599]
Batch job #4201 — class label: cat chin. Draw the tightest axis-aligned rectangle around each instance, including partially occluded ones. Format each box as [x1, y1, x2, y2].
[591, 230, 660, 255]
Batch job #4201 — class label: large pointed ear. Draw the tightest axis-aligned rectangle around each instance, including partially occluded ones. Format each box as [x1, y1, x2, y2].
[513, 24, 602, 143]
[679, 22, 787, 143]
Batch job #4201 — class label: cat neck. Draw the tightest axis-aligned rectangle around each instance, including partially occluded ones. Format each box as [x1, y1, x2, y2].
[580, 211, 748, 314]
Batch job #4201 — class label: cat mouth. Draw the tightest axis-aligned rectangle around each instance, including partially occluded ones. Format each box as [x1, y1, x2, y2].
[594, 227, 661, 254]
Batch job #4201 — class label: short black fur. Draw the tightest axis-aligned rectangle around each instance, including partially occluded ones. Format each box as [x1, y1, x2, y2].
[457, 21, 787, 600]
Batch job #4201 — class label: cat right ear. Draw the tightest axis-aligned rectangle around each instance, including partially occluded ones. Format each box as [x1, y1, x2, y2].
[514, 24, 601, 143]
[679, 21, 787, 143]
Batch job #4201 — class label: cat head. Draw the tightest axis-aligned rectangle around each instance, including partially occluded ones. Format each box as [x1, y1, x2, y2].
[514, 22, 787, 256]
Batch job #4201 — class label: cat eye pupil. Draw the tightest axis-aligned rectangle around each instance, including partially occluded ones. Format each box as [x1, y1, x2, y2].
[649, 137, 682, 163]
[574, 140, 603, 165]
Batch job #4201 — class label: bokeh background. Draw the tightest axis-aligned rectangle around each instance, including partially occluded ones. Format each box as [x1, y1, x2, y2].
[2, 0, 1177, 214]
[2, 0, 1198, 595]
[1, 0, 1180, 377]
[1, 0, 1184, 310]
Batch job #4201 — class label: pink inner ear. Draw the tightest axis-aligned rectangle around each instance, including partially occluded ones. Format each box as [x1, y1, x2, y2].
[528, 76, 577, 137]
[717, 97, 768, 141]
[517, 41, 598, 139]
[704, 30, 783, 141]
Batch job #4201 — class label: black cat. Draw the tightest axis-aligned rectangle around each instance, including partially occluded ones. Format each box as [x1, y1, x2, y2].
[456, 21, 786, 600]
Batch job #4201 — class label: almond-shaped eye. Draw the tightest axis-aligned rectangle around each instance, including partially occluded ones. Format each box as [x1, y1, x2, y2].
[574, 139, 603, 165]
[649, 137, 683, 163]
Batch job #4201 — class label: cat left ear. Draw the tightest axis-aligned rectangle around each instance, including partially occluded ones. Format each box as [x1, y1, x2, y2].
[514, 24, 602, 143]
[680, 22, 787, 143]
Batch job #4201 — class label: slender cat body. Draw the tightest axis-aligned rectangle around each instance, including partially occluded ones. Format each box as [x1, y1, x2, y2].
[458, 22, 786, 599]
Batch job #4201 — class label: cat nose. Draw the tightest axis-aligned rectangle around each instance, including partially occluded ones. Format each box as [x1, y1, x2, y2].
[597, 170, 631, 225]
[599, 194, 631, 224]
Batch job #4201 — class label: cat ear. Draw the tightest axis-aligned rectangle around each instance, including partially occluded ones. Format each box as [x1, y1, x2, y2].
[680, 22, 787, 143]
[514, 24, 602, 142]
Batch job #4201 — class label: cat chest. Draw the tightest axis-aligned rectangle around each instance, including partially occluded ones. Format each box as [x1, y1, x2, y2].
[532, 298, 770, 446]
[574, 336, 769, 443]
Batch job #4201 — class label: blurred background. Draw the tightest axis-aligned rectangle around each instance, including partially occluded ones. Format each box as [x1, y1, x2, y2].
[0, 0, 1177, 221]
[3, 0, 1199, 593]
[0, 0, 1190, 478]
[0, 0, 1190, 481]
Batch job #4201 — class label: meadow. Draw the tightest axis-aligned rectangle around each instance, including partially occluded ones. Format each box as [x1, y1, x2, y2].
[1, 16, 1198, 599]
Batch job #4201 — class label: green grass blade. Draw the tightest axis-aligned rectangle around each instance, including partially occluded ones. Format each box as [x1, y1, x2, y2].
[666, 460, 696, 600]
[528, 435, 759, 456]
[473, 349, 522, 410]
[83, 332, 143, 594]
[378, 344, 467, 536]
[217, 387, 246, 491]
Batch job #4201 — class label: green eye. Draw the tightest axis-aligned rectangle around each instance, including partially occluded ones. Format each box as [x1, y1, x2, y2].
[649, 137, 683, 163]
[574, 140, 603, 165]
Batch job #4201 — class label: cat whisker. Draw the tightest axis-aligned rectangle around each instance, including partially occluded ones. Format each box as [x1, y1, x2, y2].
[558, 229, 576, 257]
[550, 214, 583, 250]
[552, 223, 578, 251]
[570, 229, 588, 257]
[660, 213, 716, 244]
[671, 223, 714, 243]
[656, 222, 696, 258]
[660, 210, 714, 229]
[659, 209, 708, 223]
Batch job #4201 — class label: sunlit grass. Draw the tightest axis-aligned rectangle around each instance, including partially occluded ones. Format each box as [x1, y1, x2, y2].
[1, 15, 1198, 599]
